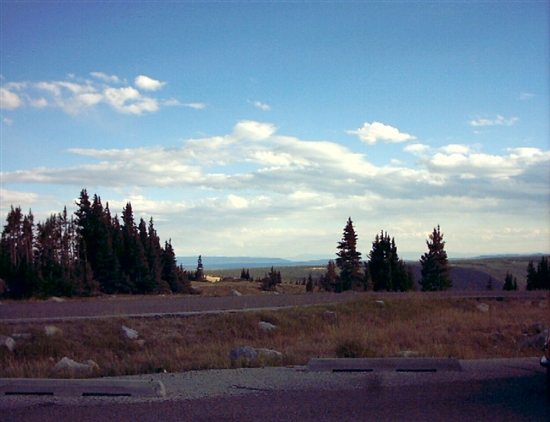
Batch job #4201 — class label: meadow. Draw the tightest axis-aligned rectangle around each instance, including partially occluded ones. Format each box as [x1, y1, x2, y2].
[1, 292, 548, 378]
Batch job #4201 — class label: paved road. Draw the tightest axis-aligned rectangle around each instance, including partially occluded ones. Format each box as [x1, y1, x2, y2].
[1, 291, 547, 322]
[2, 359, 549, 421]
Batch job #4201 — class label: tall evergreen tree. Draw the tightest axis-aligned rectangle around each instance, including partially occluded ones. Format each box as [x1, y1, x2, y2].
[419, 225, 451, 291]
[526, 256, 550, 290]
[320, 259, 340, 292]
[335, 217, 363, 291]
[368, 231, 413, 292]
[503, 272, 518, 291]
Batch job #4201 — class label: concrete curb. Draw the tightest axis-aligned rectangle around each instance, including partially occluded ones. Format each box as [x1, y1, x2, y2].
[0, 378, 166, 397]
[307, 357, 462, 372]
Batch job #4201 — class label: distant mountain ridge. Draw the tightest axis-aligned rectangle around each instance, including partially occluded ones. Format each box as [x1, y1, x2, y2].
[177, 256, 329, 270]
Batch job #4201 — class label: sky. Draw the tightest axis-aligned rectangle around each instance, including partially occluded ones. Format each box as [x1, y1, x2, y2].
[1, 1, 549, 261]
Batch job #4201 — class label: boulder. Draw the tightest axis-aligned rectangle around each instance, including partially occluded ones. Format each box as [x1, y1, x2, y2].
[121, 325, 139, 340]
[476, 303, 489, 313]
[52, 357, 99, 376]
[229, 290, 242, 297]
[44, 325, 62, 336]
[0, 335, 16, 352]
[48, 296, 65, 302]
[229, 346, 282, 366]
[375, 300, 385, 306]
[258, 321, 277, 332]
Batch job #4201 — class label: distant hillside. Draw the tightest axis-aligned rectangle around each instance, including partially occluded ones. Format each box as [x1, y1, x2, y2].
[190, 255, 546, 291]
[177, 256, 329, 270]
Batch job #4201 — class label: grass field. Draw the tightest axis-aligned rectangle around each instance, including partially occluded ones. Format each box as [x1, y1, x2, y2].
[1, 293, 548, 378]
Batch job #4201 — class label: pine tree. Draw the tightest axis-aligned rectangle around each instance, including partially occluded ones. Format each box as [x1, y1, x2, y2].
[335, 217, 363, 291]
[321, 259, 339, 292]
[526, 256, 550, 290]
[195, 255, 205, 281]
[368, 231, 413, 291]
[419, 225, 451, 291]
[503, 272, 518, 291]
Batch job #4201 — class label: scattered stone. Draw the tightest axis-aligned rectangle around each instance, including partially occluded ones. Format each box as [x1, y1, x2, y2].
[44, 325, 62, 336]
[229, 290, 242, 297]
[0, 335, 16, 352]
[375, 300, 385, 306]
[48, 296, 65, 302]
[121, 325, 139, 340]
[398, 350, 420, 358]
[519, 329, 549, 350]
[258, 321, 277, 332]
[136, 339, 146, 347]
[52, 357, 99, 376]
[476, 303, 489, 313]
[229, 346, 282, 365]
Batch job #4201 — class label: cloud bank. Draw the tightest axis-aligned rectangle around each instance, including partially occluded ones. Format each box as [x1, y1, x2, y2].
[1, 73, 181, 115]
[2, 120, 548, 258]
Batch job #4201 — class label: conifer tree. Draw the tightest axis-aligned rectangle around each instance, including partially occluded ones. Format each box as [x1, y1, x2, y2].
[503, 272, 518, 291]
[419, 225, 451, 291]
[335, 217, 363, 291]
[368, 231, 413, 291]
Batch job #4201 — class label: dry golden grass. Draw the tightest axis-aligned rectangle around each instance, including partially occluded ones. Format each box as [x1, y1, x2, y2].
[1, 294, 548, 378]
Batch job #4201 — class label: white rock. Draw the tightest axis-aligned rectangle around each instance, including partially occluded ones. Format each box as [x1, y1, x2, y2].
[44, 325, 62, 336]
[375, 300, 385, 306]
[0, 335, 16, 352]
[121, 325, 139, 340]
[476, 303, 489, 313]
[48, 296, 65, 302]
[258, 321, 277, 332]
[53, 357, 99, 375]
[229, 290, 242, 297]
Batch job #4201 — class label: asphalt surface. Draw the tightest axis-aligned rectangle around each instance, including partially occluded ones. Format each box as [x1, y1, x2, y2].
[1, 290, 547, 322]
[1, 359, 549, 421]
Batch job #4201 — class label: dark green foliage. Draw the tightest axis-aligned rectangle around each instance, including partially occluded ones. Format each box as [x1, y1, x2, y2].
[419, 225, 452, 291]
[320, 259, 340, 292]
[525, 256, 550, 290]
[335, 217, 363, 291]
[305, 273, 314, 292]
[260, 266, 281, 291]
[367, 231, 414, 292]
[503, 272, 518, 291]
[0, 189, 190, 299]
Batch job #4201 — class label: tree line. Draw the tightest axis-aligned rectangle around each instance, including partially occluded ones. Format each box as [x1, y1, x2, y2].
[0, 189, 198, 299]
[312, 218, 450, 293]
[315, 217, 548, 293]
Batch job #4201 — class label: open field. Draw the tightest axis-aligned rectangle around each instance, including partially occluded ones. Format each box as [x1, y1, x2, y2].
[1, 293, 548, 378]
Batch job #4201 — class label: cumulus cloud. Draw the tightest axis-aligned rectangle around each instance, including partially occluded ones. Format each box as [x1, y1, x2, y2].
[347, 121, 416, 145]
[134, 75, 166, 91]
[469, 115, 519, 127]
[0, 73, 191, 115]
[0, 87, 23, 109]
[3, 120, 549, 259]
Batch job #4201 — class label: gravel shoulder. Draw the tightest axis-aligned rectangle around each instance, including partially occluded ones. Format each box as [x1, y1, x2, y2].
[1, 357, 546, 410]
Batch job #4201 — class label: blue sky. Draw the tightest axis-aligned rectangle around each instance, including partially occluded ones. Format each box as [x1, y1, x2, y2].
[1, 1, 549, 260]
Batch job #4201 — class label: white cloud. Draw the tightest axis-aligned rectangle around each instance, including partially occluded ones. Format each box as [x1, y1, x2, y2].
[90, 72, 121, 83]
[520, 92, 535, 100]
[0, 73, 190, 116]
[134, 75, 166, 91]
[249, 100, 271, 111]
[184, 102, 207, 109]
[0, 87, 23, 109]
[347, 121, 416, 145]
[469, 115, 519, 127]
[2, 117, 14, 125]
[2, 121, 549, 259]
